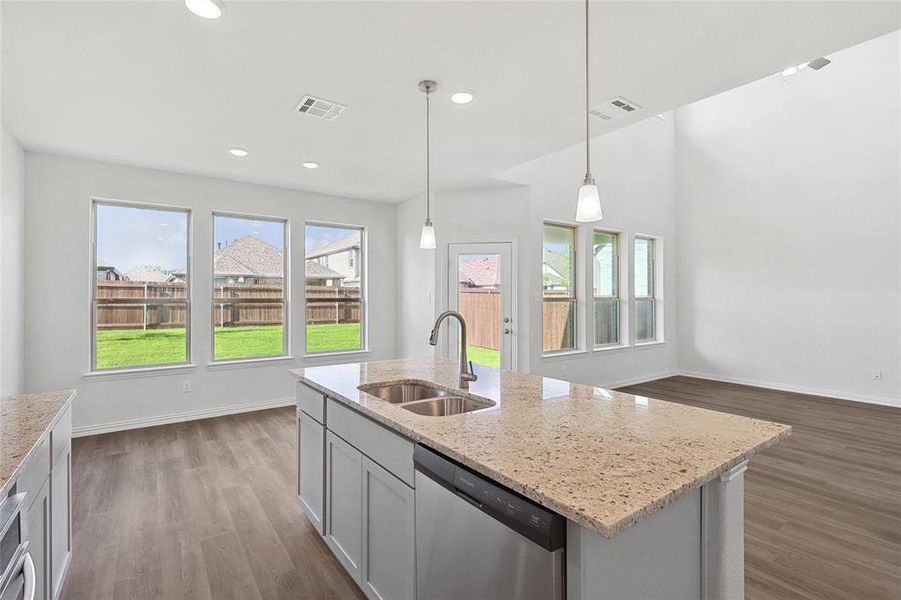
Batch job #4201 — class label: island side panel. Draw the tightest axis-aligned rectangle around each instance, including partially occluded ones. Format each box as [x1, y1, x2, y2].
[702, 461, 748, 600]
[567, 488, 702, 600]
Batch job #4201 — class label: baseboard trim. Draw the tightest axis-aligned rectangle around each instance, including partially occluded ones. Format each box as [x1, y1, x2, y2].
[675, 370, 901, 409]
[605, 370, 681, 390]
[72, 396, 295, 437]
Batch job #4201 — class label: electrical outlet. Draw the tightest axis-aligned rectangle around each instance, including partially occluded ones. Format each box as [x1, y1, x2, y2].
[181, 380, 192, 393]
[872, 370, 883, 381]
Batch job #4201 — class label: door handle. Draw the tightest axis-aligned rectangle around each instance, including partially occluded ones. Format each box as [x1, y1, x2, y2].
[504, 328, 512, 335]
[23, 552, 35, 600]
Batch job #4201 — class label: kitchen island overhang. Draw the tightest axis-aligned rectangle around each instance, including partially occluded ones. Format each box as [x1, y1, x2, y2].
[292, 357, 790, 599]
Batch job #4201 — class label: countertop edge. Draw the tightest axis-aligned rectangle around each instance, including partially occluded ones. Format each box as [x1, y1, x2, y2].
[0, 389, 76, 498]
[291, 371, 791, 539]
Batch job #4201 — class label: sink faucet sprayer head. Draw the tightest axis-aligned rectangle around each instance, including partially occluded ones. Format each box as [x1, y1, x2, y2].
[428, 328, 439, 346]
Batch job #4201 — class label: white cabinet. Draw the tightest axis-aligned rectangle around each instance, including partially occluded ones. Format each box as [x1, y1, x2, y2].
[297, 410, 325, 534]
[325, 431, 363, 583]
[361, 457, 415, 600]
[26, 478, 51, 600]
[50, 442, 71, 599]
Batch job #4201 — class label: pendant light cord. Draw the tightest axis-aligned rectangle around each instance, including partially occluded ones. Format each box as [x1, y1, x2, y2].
[426, 87, 431, 222]
[584, 0, 591, 178]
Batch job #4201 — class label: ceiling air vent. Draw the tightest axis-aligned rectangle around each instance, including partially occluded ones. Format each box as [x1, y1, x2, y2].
[589, 96, 642, 122]
[295, 95, 347, 121]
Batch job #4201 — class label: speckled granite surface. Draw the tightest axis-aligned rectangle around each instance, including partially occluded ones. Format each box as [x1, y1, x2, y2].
[1, 389, 75, 497]
[291, 358, 790, 538]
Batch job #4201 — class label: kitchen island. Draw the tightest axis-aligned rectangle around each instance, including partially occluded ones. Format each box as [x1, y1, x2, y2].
[291, 358, 789, 600]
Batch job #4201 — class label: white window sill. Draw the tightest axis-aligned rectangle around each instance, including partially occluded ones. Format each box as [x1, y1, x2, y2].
[84, 363, 197, 381]
[593, 344, 630, 353]
[207, 356, 295, 371]
[541, 349, 588, 362]
[304, 349, 371, 360]
[634, 340, 666, 348]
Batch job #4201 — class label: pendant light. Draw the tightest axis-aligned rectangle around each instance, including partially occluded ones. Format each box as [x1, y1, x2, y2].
[575, 0, 603, 223]
[419, 80, 438, 250]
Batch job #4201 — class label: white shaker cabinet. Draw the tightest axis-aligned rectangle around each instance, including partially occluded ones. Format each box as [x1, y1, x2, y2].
[325, 431, 363, 584]
[297, 409, 325, 534]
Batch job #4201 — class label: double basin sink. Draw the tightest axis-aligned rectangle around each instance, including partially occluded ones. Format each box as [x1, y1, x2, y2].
[359, 381, 495, 417]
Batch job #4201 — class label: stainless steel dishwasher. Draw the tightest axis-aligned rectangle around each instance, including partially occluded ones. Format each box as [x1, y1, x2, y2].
[414, 445, 565, 600]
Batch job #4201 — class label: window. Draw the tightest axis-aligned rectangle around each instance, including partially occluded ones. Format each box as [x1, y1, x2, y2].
[212, 213, 288, 361]
[305, 223, 365, 354]
[593, 230, 619, 346]
[542, 224, 576, 353]
[634, 236, 658, 343]
[91, 201, 190, 371]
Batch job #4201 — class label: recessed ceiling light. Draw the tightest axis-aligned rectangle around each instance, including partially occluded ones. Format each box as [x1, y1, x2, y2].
[185, 0, 224, 19]
[301, 161, 320, 169]
[450, 90, 475, 105]
[228, 147, 249, 157]
[160, 223, 169, 227]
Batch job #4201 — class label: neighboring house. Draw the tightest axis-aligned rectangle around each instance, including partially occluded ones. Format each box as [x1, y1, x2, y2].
[305, 260, 345, 286]
[96, 256, 125, 281]
[207, 235, 285, 285]
[125, 265, 177, 283]
[458, 255, 500, 289]
[306, 230, 361, 287]
[542, 248, 569, 291]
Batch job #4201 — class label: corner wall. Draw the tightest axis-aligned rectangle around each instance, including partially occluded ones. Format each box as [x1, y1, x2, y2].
[24, 153, 398, 432]
[675, 31, 901, 405]
[1, 127, 25, 395]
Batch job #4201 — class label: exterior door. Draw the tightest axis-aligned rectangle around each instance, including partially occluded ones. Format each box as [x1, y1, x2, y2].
[447, 243, 514, 370]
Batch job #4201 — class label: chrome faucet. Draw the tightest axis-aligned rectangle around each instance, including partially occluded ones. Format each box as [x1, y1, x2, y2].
[428, 310, 478, 389]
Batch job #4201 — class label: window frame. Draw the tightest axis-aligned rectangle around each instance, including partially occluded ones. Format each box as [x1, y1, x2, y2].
[89, 197, 193, 374]
[210, 210, 290, 364]
[541, 221, 580, 356]
[303, 220, 368, 357]
[592, 228, 623, 349]
[633, 233, 663, 345]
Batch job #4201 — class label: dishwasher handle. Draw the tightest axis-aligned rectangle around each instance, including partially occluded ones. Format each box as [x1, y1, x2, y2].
[414, 445, 565, 552]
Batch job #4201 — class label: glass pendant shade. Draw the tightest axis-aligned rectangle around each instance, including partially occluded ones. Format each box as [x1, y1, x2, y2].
[576, 177, 603, 222]
[419, 220, 436, 250]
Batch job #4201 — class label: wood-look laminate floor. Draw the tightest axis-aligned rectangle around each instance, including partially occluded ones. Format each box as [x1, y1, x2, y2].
[621, 377, 901, 600]
[61, 378, 900, 600]
[61, 407, 364, 600]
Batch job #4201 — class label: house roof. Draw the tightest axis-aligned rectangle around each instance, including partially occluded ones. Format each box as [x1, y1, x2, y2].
[305, 260, 345, 281]
[214, 235, 283, 278]
[542, 248, 569, 287]
[306, 230, 361, 260]
[125, 265, 172, 283]
[458, 256, 499, 288]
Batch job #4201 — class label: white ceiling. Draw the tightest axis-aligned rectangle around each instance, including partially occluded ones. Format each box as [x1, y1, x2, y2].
[3, 1, 899, 202]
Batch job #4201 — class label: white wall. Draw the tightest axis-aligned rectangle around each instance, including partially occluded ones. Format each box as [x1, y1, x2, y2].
[24, 153, 398, 433]
[397, 115, 679, 389]
[675, 31, 901, 405]
[0, 127, 25, 395]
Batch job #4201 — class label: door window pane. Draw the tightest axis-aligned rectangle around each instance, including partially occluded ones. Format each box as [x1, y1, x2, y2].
[542, 224, 576, 352]
[593, 231, 618, 346]
[458, 254, 501, 367]
[93, 202, 189, 370]
[305, 224, 364, 353]
[212, 214, 287, 360]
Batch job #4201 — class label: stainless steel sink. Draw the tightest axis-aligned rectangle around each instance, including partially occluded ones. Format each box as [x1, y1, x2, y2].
[360, 382, 449, 404]
[400, 396, 495, 417]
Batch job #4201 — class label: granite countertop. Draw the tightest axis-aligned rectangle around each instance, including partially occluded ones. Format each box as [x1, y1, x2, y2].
[0, 389, 76, 497]
[291, 357, 790, 538]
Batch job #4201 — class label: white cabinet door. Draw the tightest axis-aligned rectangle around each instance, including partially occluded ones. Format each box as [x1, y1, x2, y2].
[298, 410, 325, 535]
[50, 442, 71, 599]
[325, 431, 363, 583]
[361, 457, 415, 600]
[26, 478, 51, 600]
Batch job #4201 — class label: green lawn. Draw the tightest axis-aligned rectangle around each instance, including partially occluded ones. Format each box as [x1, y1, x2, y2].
[95, 323, 362, 369]
[467, 345, 500, 368]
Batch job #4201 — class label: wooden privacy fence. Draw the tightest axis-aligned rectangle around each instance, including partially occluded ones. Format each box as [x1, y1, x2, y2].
[95, 282, 361, 329]
[542, 292, 575, 352]
[457, 289, 500, 350]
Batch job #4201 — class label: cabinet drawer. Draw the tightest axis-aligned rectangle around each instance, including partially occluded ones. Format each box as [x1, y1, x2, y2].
[327, 399, 414, 487]
[51, 406, 72, 466]
[18, 435, 50, 506]
[298, 383, 326, 424]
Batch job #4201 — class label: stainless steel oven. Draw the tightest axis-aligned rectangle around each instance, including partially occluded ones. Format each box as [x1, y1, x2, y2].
[0, 491, 34, 600]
